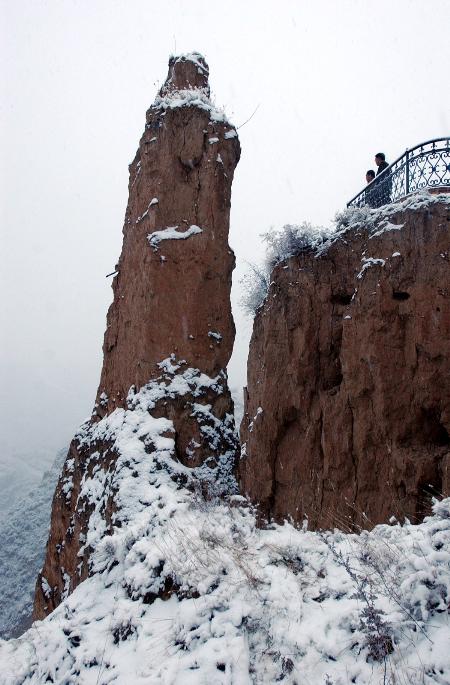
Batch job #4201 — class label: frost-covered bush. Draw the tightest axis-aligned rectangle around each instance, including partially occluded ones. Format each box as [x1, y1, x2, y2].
[262, 222, 334, 269]
[240, 191, 450, 318]
[239, 262, 271, 316]
[240, 222, 332, 315]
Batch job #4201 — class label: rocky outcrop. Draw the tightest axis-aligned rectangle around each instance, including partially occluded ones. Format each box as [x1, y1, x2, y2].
[34, 53, 240, 619]
[240, 196, 450, 530]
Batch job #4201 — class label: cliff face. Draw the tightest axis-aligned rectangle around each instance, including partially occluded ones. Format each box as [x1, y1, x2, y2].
[239, 196, 450, 529]
[34, 53, 240, 619]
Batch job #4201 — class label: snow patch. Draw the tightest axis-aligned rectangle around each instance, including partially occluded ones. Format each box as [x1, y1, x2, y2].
[170, 52, 209, 75]
[148, 224, 203, 249]
[153, 89, 230, 125]
[136, 198, 159, 224]
[357, 257, 386, 280]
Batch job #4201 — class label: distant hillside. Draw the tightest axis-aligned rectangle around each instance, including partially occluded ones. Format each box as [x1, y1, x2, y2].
[0, 449, 65, 639]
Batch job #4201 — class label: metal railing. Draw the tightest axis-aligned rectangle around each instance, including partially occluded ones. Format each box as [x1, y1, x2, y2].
[347, 137, 450, 208]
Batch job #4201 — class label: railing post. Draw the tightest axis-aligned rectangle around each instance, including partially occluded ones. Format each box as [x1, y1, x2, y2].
[405, 148, 410, 195]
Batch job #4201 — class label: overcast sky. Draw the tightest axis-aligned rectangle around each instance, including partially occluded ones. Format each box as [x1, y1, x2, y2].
[1, 0, 449, 478]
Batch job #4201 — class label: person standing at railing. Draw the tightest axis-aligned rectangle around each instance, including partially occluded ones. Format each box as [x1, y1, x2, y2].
[375, 152, 389, 175]
[365, 170, 376, 207]
[374, 152, 392, 206]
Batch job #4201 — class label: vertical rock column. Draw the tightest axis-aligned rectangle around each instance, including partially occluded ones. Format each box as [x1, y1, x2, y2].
[34, 53, 240, 619]
[98, 53, 239, 408]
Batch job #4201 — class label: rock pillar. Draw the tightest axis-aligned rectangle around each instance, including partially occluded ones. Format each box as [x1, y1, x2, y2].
[34, 53, 240, 619]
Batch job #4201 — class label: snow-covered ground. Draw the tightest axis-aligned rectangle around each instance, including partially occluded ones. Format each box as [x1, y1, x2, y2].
[1, 360, 449, 683]
[2, 496, 449, 684]
[0, 449, 66, 639]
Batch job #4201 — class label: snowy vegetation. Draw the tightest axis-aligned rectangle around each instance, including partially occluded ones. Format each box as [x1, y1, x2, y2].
[240, 191, 450, 316]
[239, 222, 332, 316]
[2, 487, 449, 683]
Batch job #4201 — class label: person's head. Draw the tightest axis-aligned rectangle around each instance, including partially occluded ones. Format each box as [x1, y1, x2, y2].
[375, 152, 386, 166]
[366, 169, 375, 183]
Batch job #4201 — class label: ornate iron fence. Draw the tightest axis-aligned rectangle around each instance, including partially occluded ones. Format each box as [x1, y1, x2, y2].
[347, 137, 450, 208]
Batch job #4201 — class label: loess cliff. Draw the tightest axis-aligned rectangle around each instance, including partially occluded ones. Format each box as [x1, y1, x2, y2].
[33, 53, 240, 620]
[240, 195, 450, 530]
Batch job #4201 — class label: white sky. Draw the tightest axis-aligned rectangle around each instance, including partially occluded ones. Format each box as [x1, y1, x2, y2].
[1, 0, 449, 476]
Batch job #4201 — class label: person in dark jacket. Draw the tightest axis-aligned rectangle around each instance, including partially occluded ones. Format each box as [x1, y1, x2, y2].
[365, 169, 376, 207]
[375, 152, 389, 175]
[374, 152, 391, 205]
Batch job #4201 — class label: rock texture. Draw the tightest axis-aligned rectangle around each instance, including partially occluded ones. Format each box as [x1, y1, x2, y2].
[240, 197, 450, 530]
[34, 53, 240, 619]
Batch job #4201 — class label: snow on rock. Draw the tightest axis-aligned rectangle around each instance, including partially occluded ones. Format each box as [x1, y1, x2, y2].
[331, 190, 450, 249]
[33, 355, 239, 621]
[148, 52, 237, 132]
[357, 256, 386, 280]
[148, 225, 203, 249]
[152, 88, 230, 124]
[135, 197, 158, 224]
[169, 51, 210, 76]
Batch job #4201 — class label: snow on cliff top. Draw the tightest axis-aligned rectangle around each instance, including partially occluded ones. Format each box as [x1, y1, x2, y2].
[168, 52, 209, 75]
[152, 87, 233, 126]
[1, 360, 449, 684]
[240, 191, 450, 315]
[152, 52, 233, 126]
[327, 189, 450, 249]
[273, 191, 450, 265]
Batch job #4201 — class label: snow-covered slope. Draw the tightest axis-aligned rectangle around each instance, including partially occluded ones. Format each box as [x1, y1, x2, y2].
[0, 449, 66, 639]
[1, 362, 449, 683]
